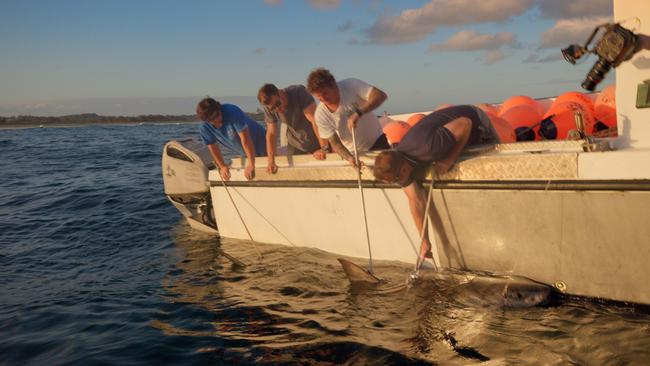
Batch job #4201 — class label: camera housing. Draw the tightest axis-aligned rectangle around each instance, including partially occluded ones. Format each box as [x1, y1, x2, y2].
[561, 23, 639, 91]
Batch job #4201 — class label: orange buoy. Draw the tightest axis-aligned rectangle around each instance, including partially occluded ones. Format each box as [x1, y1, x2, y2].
[594, 84, 617, 136]
[406, 113, 426, 127]
[541, 101, 595, 140]
[499, 95, 543, 117]
[383, 120, 411, 145]
[552, 91, 595, 118]
[476, 103, 499, 116]
[378, 115, 395, 129]
[486, 113, 516, 143]
[499, 104, 542, 141]
[434, 103, 454, 111]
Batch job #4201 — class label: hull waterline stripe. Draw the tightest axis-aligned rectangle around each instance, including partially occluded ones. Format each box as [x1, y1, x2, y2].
[210, 179, 650, 191]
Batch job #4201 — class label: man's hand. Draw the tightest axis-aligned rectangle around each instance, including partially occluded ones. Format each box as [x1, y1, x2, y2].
[346, 156, 356, 167]
[347, 111, 361, 132]
[219, 165, 231, 182]
[346, 156, 365, 169]
[245, 164, 255, 180]
[434, 161, 452, 175]
[267, 158, 278, 174]
[416, 238, 433, 269]
[312, 149, 326, 160]
[419, 238, 432, 259]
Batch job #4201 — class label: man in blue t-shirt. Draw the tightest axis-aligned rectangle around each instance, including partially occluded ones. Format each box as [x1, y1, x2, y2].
[372, 105, 499, 266]
[196, 97, 267, 181]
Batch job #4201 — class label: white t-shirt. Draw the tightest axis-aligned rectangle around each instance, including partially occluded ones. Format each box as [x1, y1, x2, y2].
[314, 78, 383, 152]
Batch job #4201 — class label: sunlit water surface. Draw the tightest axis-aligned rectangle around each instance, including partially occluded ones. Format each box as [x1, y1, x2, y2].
[1, 124, 649, 365]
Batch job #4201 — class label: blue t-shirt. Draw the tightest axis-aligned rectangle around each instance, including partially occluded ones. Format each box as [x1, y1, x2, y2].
[199, 104, 267, 157]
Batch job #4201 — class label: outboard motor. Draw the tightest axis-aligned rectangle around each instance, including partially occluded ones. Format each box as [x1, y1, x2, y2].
[162, 139, 218, 233]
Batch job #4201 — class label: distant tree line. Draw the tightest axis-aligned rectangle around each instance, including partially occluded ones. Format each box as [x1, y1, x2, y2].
[0, 111, 266, 127]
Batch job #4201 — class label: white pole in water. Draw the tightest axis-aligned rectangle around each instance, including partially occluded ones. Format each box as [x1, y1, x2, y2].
[351, 128, 374, 274]
[414, 176, 438, 273]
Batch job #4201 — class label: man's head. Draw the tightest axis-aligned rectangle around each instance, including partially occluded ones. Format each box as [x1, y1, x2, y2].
[307, 68, 339, 107]
[257, 84, 285, 113]
[373, 151, 414, 186]
[196, 97, 222, 126]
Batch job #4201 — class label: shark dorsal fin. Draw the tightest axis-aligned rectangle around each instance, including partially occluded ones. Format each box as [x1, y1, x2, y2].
[337, 258, 381, 284]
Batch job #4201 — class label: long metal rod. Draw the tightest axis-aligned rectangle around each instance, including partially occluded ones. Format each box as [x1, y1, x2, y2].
[414, 175, 438, 273]
[351, 128, 374, 274]
[216, 248, 247, 267]
[218, 174, 263, 259]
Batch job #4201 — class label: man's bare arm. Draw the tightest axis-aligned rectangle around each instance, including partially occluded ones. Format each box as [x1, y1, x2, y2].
[347, 87, 388, 131]
[208, 144, 231, 181]
[304, 103, 328, 160]
[238, 128, 257, 180]
[404, 181, 434, 262]
[328, 133, 355, 166]
[265, 121, 278, 173]
[404, 182, 429, 242]
[358, 87, 387, 115]
[304, 103, 328, 149]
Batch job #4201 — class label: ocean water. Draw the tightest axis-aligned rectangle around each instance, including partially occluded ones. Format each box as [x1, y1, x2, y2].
[1, 123, 649, 365]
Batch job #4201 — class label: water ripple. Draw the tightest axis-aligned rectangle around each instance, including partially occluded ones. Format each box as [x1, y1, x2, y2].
[1, 124, 649, 365]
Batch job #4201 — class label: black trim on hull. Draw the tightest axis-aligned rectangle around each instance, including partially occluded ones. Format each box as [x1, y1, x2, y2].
[210, 179, 650, 191]
[559, 293, 650, 314]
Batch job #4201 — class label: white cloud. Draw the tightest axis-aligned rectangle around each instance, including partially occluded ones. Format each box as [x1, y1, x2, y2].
[538, 53, 564, 62]
[363, 0, 534, 44]
[264, 0, 282, 5]
[483, 50, 505, 65]
[524, 53, 563, 63]
[429, 30, 518, 52]
[540, 16, 611, 49]
[428, 30, 518, 64]
[310, 0, 340, 10]
[538, 0, 612, 19]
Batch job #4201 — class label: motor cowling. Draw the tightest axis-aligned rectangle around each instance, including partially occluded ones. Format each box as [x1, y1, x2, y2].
[163, 139, 213, 196]
[162, 139, 218, 232]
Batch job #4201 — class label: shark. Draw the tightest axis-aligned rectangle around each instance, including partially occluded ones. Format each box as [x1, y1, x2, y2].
[337, 257, 556, 308]
[455, 274, 556, 308]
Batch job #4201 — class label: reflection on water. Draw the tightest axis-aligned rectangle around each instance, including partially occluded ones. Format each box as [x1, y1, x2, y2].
[2, 124, 649, 365]
[157, 224, 432, 364]
[158, 223, 650, 365]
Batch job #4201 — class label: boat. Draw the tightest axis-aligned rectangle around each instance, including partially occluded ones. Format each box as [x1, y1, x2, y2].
[162, 0, 650, 305]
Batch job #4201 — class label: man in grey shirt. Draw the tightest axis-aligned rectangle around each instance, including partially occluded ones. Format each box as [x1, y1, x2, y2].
[258, 84, 329, 174]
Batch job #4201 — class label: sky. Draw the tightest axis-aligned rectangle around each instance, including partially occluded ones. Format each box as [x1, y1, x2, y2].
[0, 0, 614, 116]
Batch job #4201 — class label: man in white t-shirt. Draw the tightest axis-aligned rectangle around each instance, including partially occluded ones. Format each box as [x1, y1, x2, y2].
[306, 68, 390, 167]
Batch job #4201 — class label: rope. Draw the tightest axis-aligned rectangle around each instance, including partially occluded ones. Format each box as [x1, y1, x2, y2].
[218, 173, 263, 260]
[229, 188, 298, 247]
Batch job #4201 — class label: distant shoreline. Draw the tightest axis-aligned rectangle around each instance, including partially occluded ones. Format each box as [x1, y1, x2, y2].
[0, 112, 265, 130]
[0, 120, 199, 130]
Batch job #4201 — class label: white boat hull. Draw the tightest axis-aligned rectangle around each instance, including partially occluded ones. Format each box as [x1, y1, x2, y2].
[209, 167, 650, 304]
